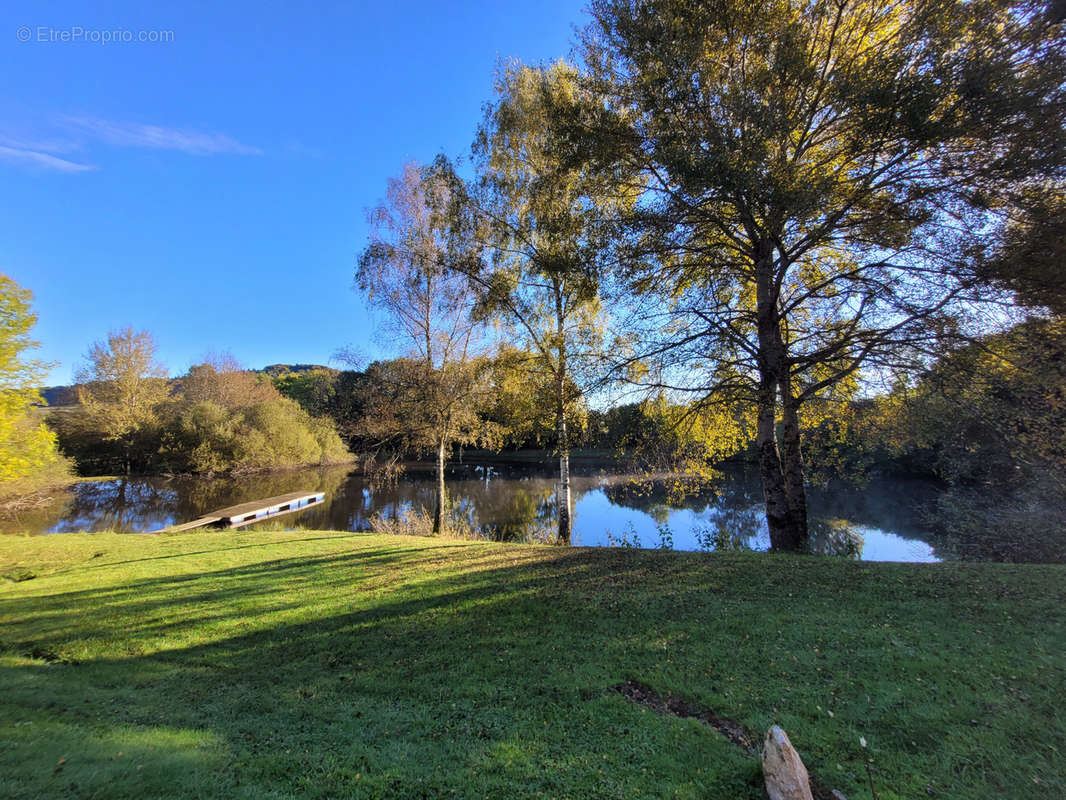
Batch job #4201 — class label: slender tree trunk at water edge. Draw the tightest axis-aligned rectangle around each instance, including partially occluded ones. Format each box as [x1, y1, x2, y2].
[557, 431, 572, 544]
[555, 300, 572, 545]
[433, 437, 446, 534]
[554, 336, 572, 544]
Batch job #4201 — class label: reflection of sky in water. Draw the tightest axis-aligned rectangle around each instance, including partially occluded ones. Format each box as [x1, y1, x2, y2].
[571, 490, 939, 562]
[848, 525, 939, 563]
[6, 463, 943, 563]
[45, 481, 180, 534]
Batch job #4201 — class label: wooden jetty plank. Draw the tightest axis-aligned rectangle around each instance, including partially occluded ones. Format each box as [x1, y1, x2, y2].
[159, 491, 325, 533]
[164, 515, 223, 533]
[226, 499, 325, 529]
[212, 491, 324, 522]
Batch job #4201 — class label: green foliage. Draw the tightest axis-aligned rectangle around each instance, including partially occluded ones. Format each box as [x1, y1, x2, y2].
[172, 401, 238, 474]
[463, 62, 625, 453]
[0, 275, 72, 499]
[60, 328, 171, 475]
[858, 318, 1066, 560]
[879, 319, 1066, 489]
[53, 344, 352, 477]
[484, 347, 587, 450]
[976, 189, 1066, 315]
[593, 394, 747, 475]
[796, 379, 887, 486]
[272, 368, 340, 418]
[162, 371, 352, 475]
[271, 368, 370, 450]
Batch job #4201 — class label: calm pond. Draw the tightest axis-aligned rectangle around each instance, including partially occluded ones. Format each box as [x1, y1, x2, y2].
[2, 460, 946, 562]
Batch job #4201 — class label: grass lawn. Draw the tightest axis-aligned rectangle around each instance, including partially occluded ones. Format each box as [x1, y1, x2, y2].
[1, 531, 1063, 799]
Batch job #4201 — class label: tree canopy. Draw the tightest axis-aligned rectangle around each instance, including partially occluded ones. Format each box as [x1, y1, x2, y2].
[568, 0, 1066, 549]
[356, 162, 496, 533]
[0, 274, 70, 496]
[454, 61, 629, 542]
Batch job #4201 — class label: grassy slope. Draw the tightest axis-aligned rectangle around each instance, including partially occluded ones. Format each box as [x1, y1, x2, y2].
[0, 532, 1063, 800]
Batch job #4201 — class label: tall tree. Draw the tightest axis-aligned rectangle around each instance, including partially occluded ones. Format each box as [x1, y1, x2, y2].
[575, 0, 1066, 550]
[74, 327, 169, 474]
[356, 162, 492, 534]
[0, 275, 70, 494]
[456, 61, 627, 543]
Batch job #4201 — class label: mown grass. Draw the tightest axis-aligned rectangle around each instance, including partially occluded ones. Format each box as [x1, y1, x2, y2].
[1, 531, 1063, 799]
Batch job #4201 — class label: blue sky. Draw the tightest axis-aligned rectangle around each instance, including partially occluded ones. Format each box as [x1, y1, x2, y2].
[2, 0, 587, 385]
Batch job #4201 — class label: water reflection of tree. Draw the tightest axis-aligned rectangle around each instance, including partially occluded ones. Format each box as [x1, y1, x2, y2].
[12, 461, 945, 560]
[697, 506, 766, 552]
[601, 479, 716, 520]
[0, 487, 76, 534]
[807, 519, 864, 559]
[49, 479, 177, 533]
[806, 478, 937, 545]
[453, 479, 558, 542]
[596, 471, 894, 558]
[371, 473, 587, 543]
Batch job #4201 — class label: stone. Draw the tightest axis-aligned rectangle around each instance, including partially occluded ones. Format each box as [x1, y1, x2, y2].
[762, 725, 814, 800]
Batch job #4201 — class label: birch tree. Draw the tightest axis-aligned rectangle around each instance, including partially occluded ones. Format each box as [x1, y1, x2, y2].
[356, 162, 491, 534]
[454, 62, 627, 543]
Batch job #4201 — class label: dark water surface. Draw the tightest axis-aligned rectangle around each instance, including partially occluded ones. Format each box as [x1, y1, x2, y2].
[1, 460, 945, 562]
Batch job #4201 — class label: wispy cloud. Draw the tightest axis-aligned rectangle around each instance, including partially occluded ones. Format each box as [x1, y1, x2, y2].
[0, 144, 95, 172]
[0, 114, 262, 174]
[61, 115, 263, 156]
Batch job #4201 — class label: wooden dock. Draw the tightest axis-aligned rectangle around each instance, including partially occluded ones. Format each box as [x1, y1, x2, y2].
[160, 491, 326, 533]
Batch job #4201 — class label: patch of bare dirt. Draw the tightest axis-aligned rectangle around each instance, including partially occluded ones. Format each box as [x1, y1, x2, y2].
[611, 679, 757, 752]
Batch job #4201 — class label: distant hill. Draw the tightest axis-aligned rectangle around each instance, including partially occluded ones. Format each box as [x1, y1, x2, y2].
[260, 364, 337, 378]
[38, 385, 77, 407]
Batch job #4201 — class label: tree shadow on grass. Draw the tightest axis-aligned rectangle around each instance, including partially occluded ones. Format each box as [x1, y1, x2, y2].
[0, 545, 770, 798]
[2, 541, 1064, 799]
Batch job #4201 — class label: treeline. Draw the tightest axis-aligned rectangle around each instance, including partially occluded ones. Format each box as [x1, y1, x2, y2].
[47, 330, 350, 477]
[254, 357, 744, 463]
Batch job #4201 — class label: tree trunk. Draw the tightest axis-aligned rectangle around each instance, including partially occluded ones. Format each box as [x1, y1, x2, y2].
[554, 282, 572, 545]
[432, 436, 446, 535]
[756, 377, 794, 550]
[777, 372, 809, 547]
[755, 240, 807, 551]
[557, 415, 572, 545]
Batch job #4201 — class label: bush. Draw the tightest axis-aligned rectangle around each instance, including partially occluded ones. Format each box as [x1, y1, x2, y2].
[164, 397, 352, 474]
